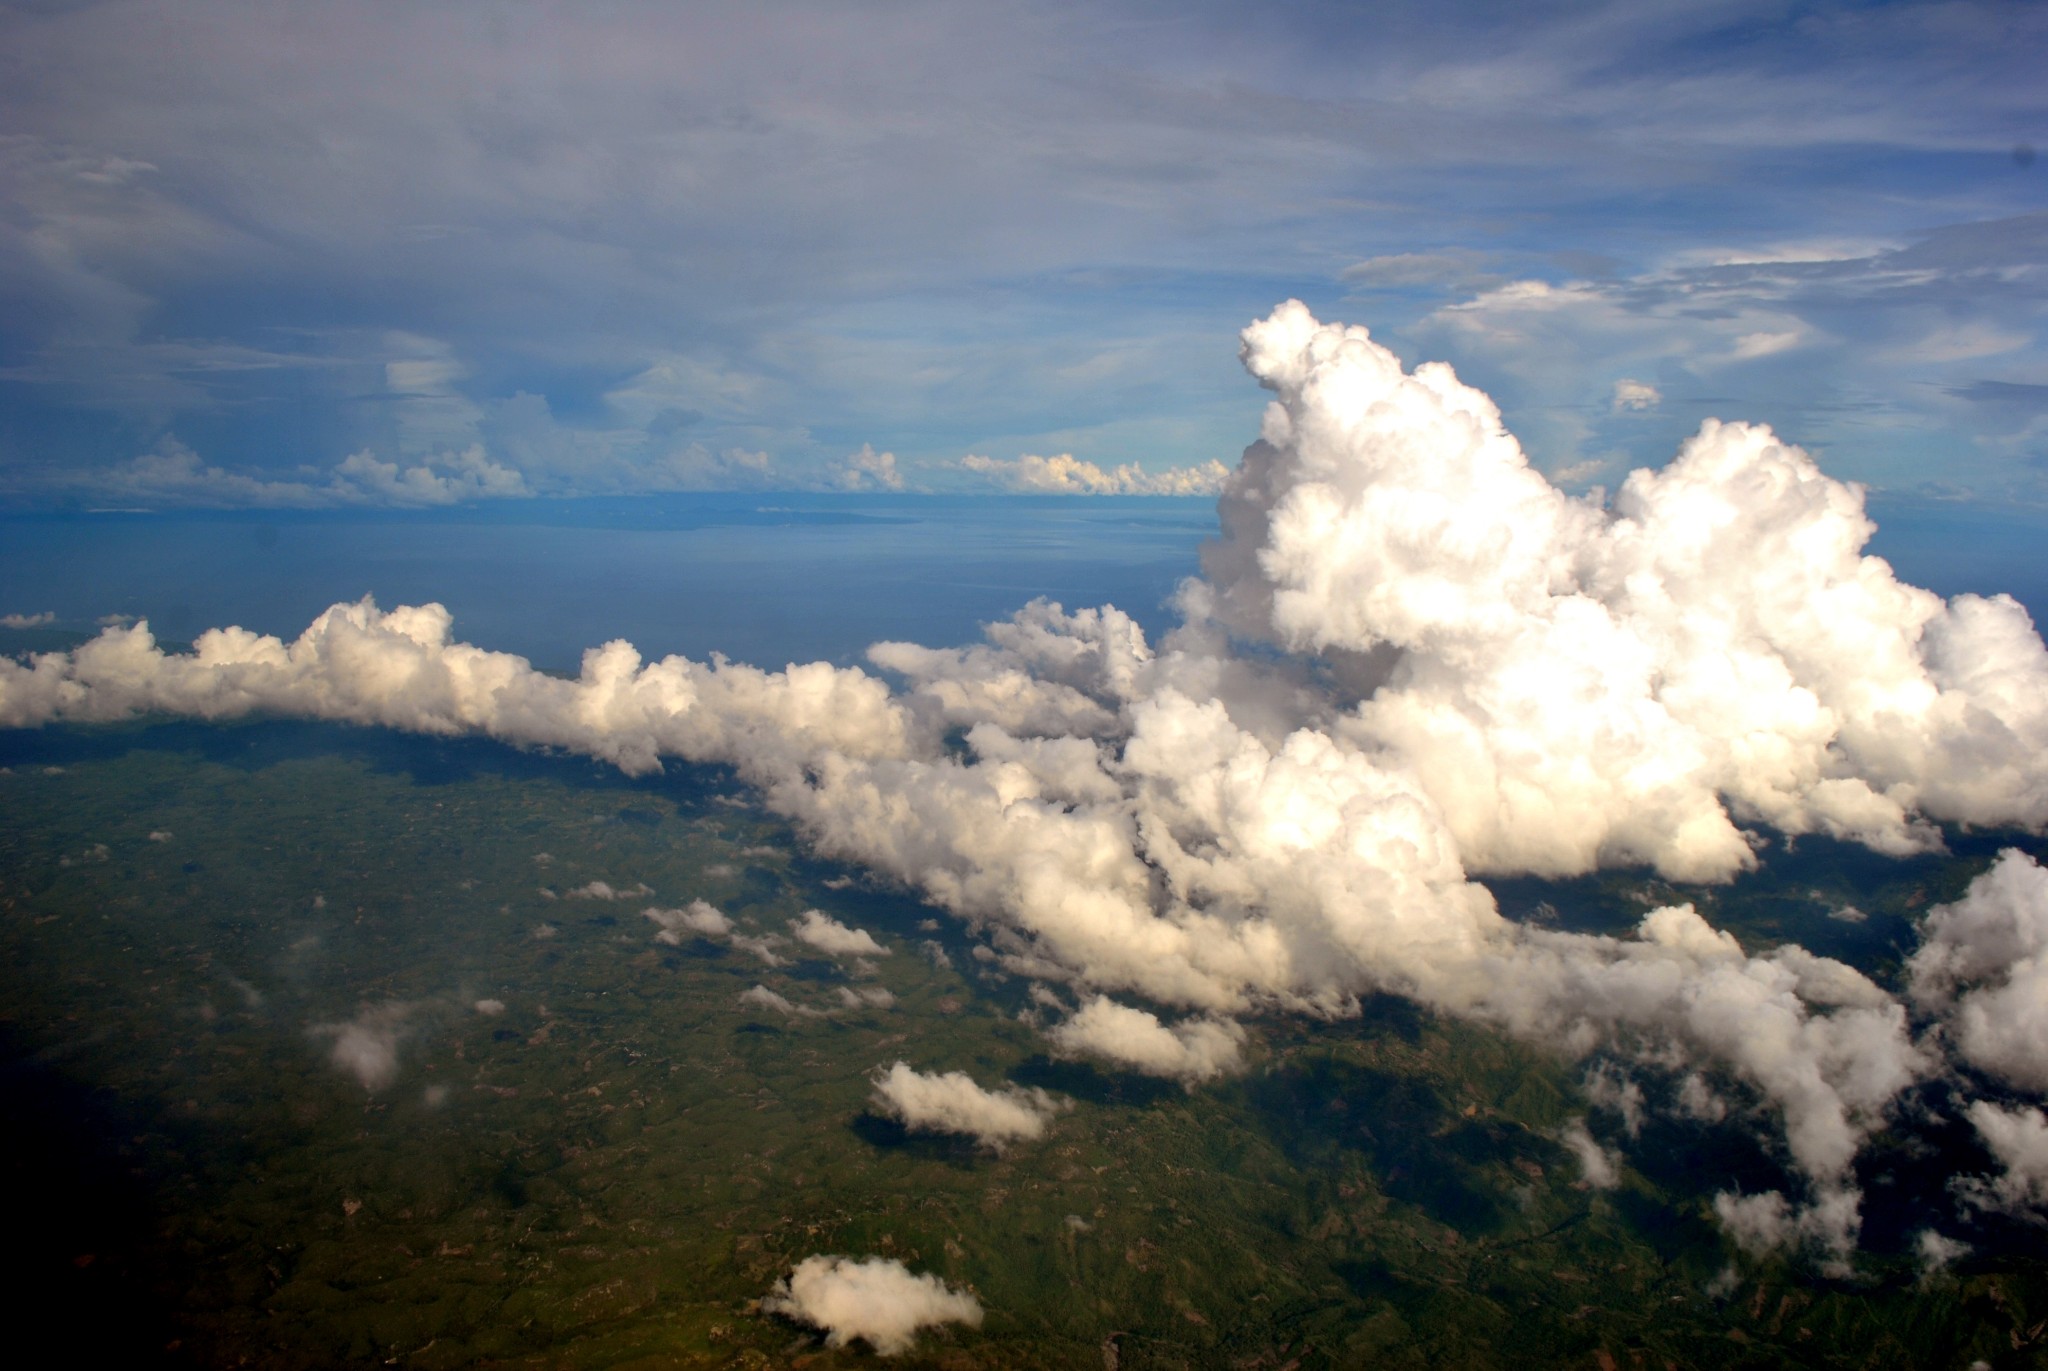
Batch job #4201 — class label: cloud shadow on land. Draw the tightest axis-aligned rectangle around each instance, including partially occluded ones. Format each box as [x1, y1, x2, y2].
[847, 1110, 993, 1169]
[1005, 1054, 1179, 1108]
[0, 717, 754, 815]
[1246, 1054, 1572, 1238]
[0, 1025, 195, 1367]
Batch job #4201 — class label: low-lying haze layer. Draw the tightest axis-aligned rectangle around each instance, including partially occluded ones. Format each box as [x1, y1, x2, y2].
[7, 304, 2047, 1265]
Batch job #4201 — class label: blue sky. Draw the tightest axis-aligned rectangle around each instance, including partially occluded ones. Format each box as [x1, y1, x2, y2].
[1, 0, 2043, 506]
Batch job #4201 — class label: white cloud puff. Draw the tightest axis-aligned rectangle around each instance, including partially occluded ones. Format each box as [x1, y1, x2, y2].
[1559, 1119, 1619, 1188]
[1958, 1102, 2048, 1218]
[1712, 1186, 1863, 1273]
[1611, 378, 1661, 412]
[837, 443, 905, 491]
[763, 1254, 983, 1355]
[1909, 850, 2048, 1092]
[1047, 997, 1246, 1083]
[738, 984, 819, 1018]
[566, 879, 653, 900]
[790, 909, 890, 958]
[309, 1003, 412, 1091]
[869, 1061, 1064, 1149]
[644, 899, 733, 943]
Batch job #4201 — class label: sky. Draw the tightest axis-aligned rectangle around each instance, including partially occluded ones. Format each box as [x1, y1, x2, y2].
[1, 0, 2043, 507]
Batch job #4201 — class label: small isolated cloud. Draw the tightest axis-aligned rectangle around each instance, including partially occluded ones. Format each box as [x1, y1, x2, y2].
[739, 983, 820, 1018]
[836, 443, 904, 491]
[1340, 249, 1498, 289]
[869, 1061, 1065, 1150]
[147, 830, 173, 842]
[1046, 997, 1245, 1083]
[308, 1002, 412, 1091]
[1583, 1064, 1645, 1137]
[791, 909, 889, 958]
[838, 985, 896, 1009]
[1917, 1228, 1970, 1278]
[60, 842, 109, 867]
[763, 1255, 983, 1355]
[1611, 379, 1660, 412]
[1, 612, 55, 629]
[1559, 1119, 1620, 1188]
[1731, 329, 1804, 361]
[959, 452, 1228, 495]
[644, 899, 733, 943]
[565, 879, 653, 900]
[1712, 1187, 1861, 1270]
[473, 998, 506, 1015]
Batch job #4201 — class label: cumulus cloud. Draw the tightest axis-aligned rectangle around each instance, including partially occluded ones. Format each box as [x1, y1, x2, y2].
[790, 910, 890, 958]
[565, 879, 653, 900]
[1559, 1119, 1620, 1188]
[1611, 378, 1660, 411]
[644, 899, 732, 943]
[1, 612, 56, 629]
[1909, 850, 2048, 1092]
[1958, 1102, 2048, 1218]
[1917, 1228, 1970, 1277]
[763, 1255, 982, 1355]
[960, 452, 1229, 495]
[1713, 1188, 1862, 1270]
[837, 443, 905, 491]
[9, 302, 2048, 1262]
[1047, 997, 1246, 1083]
[738, 984, 820, 1018]
[869, 1062, 1065, 1149]
[309, 1003, 412, 1091]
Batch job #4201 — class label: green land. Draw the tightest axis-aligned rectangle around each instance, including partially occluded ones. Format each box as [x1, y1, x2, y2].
[3, 717, 2047, 1369]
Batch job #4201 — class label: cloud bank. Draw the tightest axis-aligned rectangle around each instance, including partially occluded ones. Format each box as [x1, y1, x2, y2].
[763, 1254, 982, 1355]
[7, 303, 2048, 1263]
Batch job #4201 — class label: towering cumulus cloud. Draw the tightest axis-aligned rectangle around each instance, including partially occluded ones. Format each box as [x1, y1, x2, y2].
[6, 303, 2046, 1264]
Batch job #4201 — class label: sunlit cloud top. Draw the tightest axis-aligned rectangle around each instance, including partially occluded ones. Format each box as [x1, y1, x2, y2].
[1, 0, 2043, 504]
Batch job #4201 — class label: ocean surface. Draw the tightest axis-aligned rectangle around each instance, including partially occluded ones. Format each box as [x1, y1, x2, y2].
[3, 491, 2040, 672]
[0, 495, 1216, 671]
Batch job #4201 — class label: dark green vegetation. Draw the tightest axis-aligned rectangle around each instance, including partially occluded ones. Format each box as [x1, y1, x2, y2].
[4, 720, 2048, 1368]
